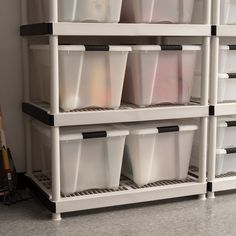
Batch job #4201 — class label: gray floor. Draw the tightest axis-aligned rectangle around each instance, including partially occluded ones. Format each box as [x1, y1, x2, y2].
[1, 192, 236, 236]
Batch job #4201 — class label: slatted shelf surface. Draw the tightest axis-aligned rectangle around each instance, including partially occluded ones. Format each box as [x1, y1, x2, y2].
[33, 172, 198, 198]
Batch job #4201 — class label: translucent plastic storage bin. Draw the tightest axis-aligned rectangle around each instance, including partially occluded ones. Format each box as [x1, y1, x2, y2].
[216, 148, 236, 176]
[191, 46, 236, 102]
[218, 45, 236, 102]
[217, 118, 236, 148]
[28, 0, 122, 23]
[30, 45, 131, 111]
[32, 121, 129, 195]
[122, 45, 200, 107]
[192, 0, 236, 25]
[219, 45, 236, 73]
[121, 0, 195, 23]
[31, 122, 51, 178]
[190, 117, 236, 169]
[221, 0, 236, 24]
[218, 73, 236, 102]
[122, 121, 198, 186]
[191, 0, 205, 24]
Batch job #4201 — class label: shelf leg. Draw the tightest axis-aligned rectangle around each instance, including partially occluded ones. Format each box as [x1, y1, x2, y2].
[207, 116, 217, 199]
[207, 192, 215, 199]
[198, 194, 206, 201]
[52, 213, 61, 221]
[208, 0, 220, 198]
[51, 126, 61, 220]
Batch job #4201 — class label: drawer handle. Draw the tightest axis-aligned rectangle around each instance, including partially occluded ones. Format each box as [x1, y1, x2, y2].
[227, 73, 236, 79]
[228, 45, 236, 50]
[157, 126, 179, 133]
[82, 131, 107, 139]
[85, 45, 109, 51]
[225, 148, 236, 154]
[226, 121, 236, 127]
[160, 45, 183, 51]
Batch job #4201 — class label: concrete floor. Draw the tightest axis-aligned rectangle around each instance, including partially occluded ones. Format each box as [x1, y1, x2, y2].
[1, 192, 236, 236]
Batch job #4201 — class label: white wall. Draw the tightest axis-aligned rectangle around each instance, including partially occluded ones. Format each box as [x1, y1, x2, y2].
[0, 0, 25, 172]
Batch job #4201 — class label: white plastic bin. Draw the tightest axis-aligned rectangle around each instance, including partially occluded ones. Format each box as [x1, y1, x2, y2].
[190, 117, 236, 169]
[217, 117, 236, 148]
[216, 148, 236, 176]
[190, 46, 236, 102]
[28, 0, 122, 23]
[122, 121, 198, 186]
[220, 0, 236, 25]
[191, 0, 204, 24]
[30, 45, 131, 111]
[219, 45, 236, 73]
[218, 45, 236, 102]
[218, 73, 236, 102]
[122, 45, 200, 107]
[192, 0, 236, 25]
[31, 122, 51, 177]
[121, 0, 195, 23]
[32, 121, 129, 195]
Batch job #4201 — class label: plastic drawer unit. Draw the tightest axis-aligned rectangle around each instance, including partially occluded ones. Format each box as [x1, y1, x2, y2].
[28, 0, 123, 23]
[121, 0, 195, 23]
[218, 46, 236, 102]
[217, 118, 236, 148]
[192, 45, 236, 102]
[191, 118, 236, 169]
[216, 148, 236, 176]
[122, 45, 200, 107]
[122, 121, 198, 186]
[32, 121, 129, 195]
[30, 45, 131, 111]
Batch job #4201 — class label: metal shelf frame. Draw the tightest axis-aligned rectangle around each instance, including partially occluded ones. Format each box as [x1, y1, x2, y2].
[21, 0, 212, 220]
[208, 0, 236, 198]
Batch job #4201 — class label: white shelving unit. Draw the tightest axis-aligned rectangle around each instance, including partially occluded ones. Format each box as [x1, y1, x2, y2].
[20, 0, 211, 220]
[208, 0, 236, 198]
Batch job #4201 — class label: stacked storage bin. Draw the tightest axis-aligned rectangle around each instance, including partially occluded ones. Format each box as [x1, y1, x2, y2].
[30, 45, 131, 111]
[215, 1, 236, 176]
[123, 45, 200, 107]
[192, 45, 236, 102]
[121, 0, 195, 24]
[32, 121, 129, 195]
[29, 0, 130, 194]
[28, 0, 123, 23]
[216, 118, 236, 176]
[122, 121, 198, 186]
[218, 45, 236, 102]
[28, 0, 201, 195]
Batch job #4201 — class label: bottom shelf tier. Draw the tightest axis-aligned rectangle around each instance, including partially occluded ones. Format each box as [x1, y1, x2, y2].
[189, 166, 236, 193]
[209, 172, 236, 193]
[25, 172, 207, 214]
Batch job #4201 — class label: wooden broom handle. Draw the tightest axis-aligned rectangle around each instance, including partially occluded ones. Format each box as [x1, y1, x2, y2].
[2, 147, 10, 170]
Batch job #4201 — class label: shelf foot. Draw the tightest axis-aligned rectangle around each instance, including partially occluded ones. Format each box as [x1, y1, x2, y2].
[198, 194, 206, 201]
[52, 213, 61, 221]
[207, 192, 215, 199]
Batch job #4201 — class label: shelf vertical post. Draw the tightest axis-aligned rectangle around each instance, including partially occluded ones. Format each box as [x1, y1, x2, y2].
[198, 0, 211, 200]
[208, 0, 220, 199]
[49, 0, 61, 221]
[21, 0, 32, 176]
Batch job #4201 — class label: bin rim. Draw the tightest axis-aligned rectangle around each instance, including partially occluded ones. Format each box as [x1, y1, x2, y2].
[30, 45, 132, 52]
[129, 45, 201, 51]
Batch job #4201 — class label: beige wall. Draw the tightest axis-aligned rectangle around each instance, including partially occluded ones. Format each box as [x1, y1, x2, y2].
[0, 0, 25, 172]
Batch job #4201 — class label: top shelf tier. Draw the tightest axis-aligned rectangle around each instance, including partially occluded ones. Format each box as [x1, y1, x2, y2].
[20, 23, 211, 37]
